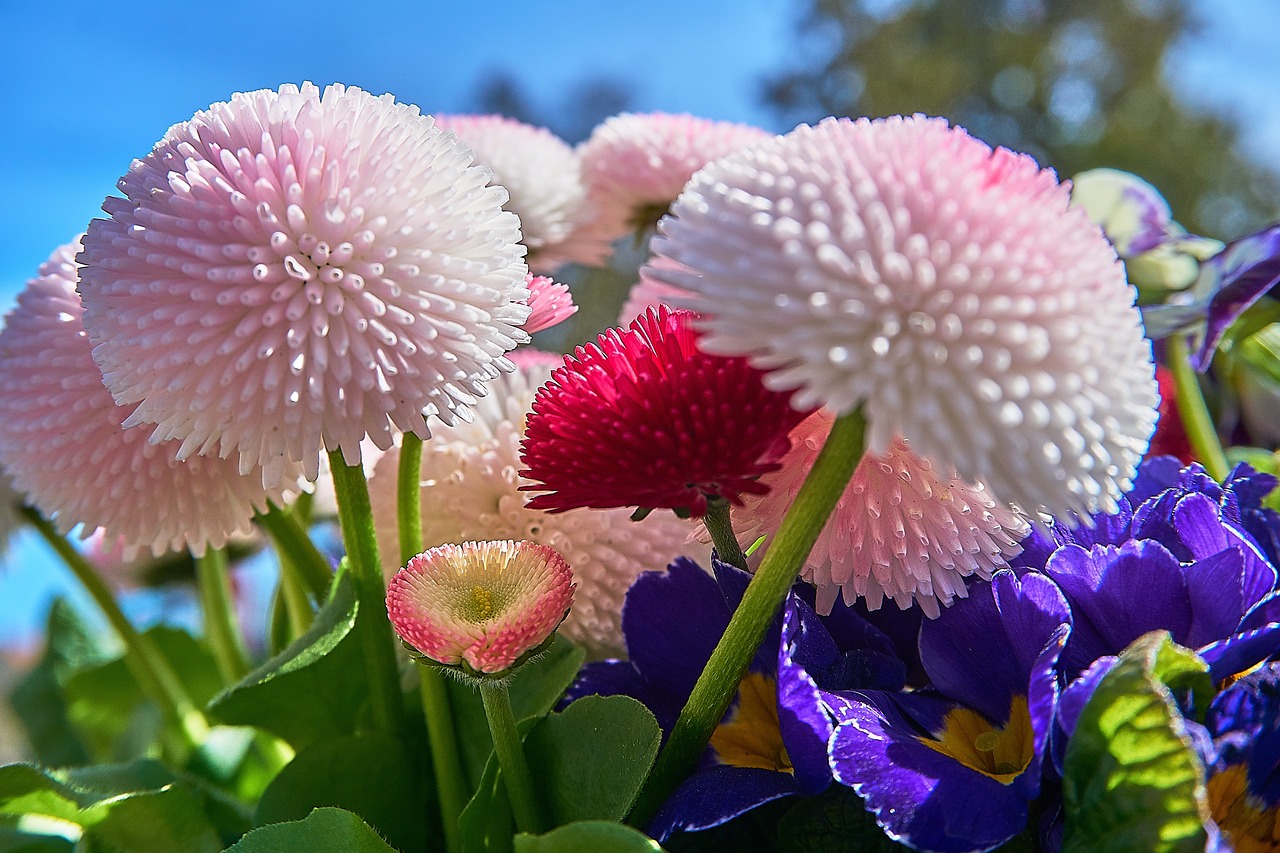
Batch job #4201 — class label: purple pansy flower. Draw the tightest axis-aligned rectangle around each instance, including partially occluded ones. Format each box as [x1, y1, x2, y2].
[564, 557, 905, 840]
[1013, 457, 1280, 684]
[827, 570, 1071, 853]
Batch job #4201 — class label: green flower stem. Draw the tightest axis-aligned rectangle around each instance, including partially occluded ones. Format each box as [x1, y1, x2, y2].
[1167, 333, 1230, 481]
[195, 548, 250, 683]
[329, 450, 406, 737]
[479, 679, 546, 834]
[397, 432, 425, 565]
[278, 550, 316, 639]
[419, 669, 465, 853]
[399, 432, 467, 853]
[255, 504, 333, 602]
[23, 507, 210, 750]
[628, 408, 867, 826]
[701, 497, 747, 570]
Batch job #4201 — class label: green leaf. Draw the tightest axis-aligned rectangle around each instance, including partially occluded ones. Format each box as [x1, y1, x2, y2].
[457, 724, 525, 853]
[447, 636, 586, 788]
[8, 599, 109, 767]
[254, 734, 428, 853]
[208, 571, 369, 748]
[514, 821, 665, 852]
[522, 695, 660, 825]
[0, 761, 222, 853]
[225, 807, 399, 852]
[62, 626, 222, 763]
[1062, 631, 1211, 853]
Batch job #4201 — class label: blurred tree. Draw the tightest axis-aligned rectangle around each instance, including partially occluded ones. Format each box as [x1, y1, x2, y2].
[763, 0, 1280, 238]
[472, 70, 633, 144]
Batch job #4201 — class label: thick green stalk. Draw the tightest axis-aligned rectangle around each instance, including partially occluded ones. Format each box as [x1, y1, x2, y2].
[628, 408, 867, 825]
[1167, 334, 1230, 481]
[399, 432, 467, 853]
[329, 450, 406, 737]
[397, 432, 425, 566]
[255, 504, 333, 602]
[701, 497, 747, 570]
[479, 679, 546, 834]
[23, 508, 209, 750]
[195, 548, 250, 683]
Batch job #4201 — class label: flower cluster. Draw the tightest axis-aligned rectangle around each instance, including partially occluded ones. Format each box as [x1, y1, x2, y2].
[6, 76, 1280, 853]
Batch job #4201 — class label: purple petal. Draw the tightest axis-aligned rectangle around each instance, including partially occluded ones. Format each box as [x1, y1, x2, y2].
[777, 599, 836, 792]
[1045, 541, 1191, 675]
[1183, 547, 1247, 647]
[918, 572, 1069, 724]
[622, 558, 729, 699]
[1200, 623, 1280, 683]
[919, 579, 1020, 722]
[647, 765, 801, 840]
[1130, 456, 1187, 505]
[1195, 224, 1280, 371]
[828, 690, 1033, 852]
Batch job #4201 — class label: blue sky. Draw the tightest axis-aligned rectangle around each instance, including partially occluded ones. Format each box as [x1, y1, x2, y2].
[0, 0, 1277, 646]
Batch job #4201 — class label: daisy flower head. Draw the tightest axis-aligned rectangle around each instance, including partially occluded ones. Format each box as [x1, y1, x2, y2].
[386, 539, 574, 676]
[0, 239, 299, 557]
[78, 82, 531, 485]
[579, 112, 775, 243]
[650, 114, 1159, 521]
[369, 352, 697, 658]
[433, 114, 606, 272]
[735, 409, 1029, 618]
[519, 306, 813, 517]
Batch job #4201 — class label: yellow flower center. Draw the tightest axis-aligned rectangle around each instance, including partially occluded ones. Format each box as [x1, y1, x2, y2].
[1209, 764, 1280, 852]
[709, 672, 793, 774]
[455, 584, 502, 623]
[920, 696, 1034, 784]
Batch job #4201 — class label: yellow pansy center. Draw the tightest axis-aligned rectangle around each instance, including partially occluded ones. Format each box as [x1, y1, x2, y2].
[1208, 763, 1280, 852]
[920, 696, 1033, 784]
[709, 672, 793, 774]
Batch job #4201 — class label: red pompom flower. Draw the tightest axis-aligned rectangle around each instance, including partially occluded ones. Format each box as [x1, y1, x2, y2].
[519, 307, 811, 516]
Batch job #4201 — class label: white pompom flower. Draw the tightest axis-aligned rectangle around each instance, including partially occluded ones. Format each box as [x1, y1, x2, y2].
[79, 83, 530, 484]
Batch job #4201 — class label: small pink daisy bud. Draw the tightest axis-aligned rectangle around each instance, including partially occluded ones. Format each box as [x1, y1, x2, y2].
[386, 540, 575, 676]
[519, 307, 812, 517]
[79, 83, 530, 484]
[579, 112, 774, 242]
[735, 409, 1029, 618]
[650, 115, 1158, 521]
[0, 240, 299, 557]
[522, 274, 578, 334]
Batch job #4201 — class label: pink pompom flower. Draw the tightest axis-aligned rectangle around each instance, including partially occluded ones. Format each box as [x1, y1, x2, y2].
[734, 409, 1029, 618]
[650, 115, 1158, 521]
[0, 239, 299, 557]
[579, 112, 775, 243]
[386, 540, 574, 676]
[519, 306, 812, 517]
[78, 83, 530, 484]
